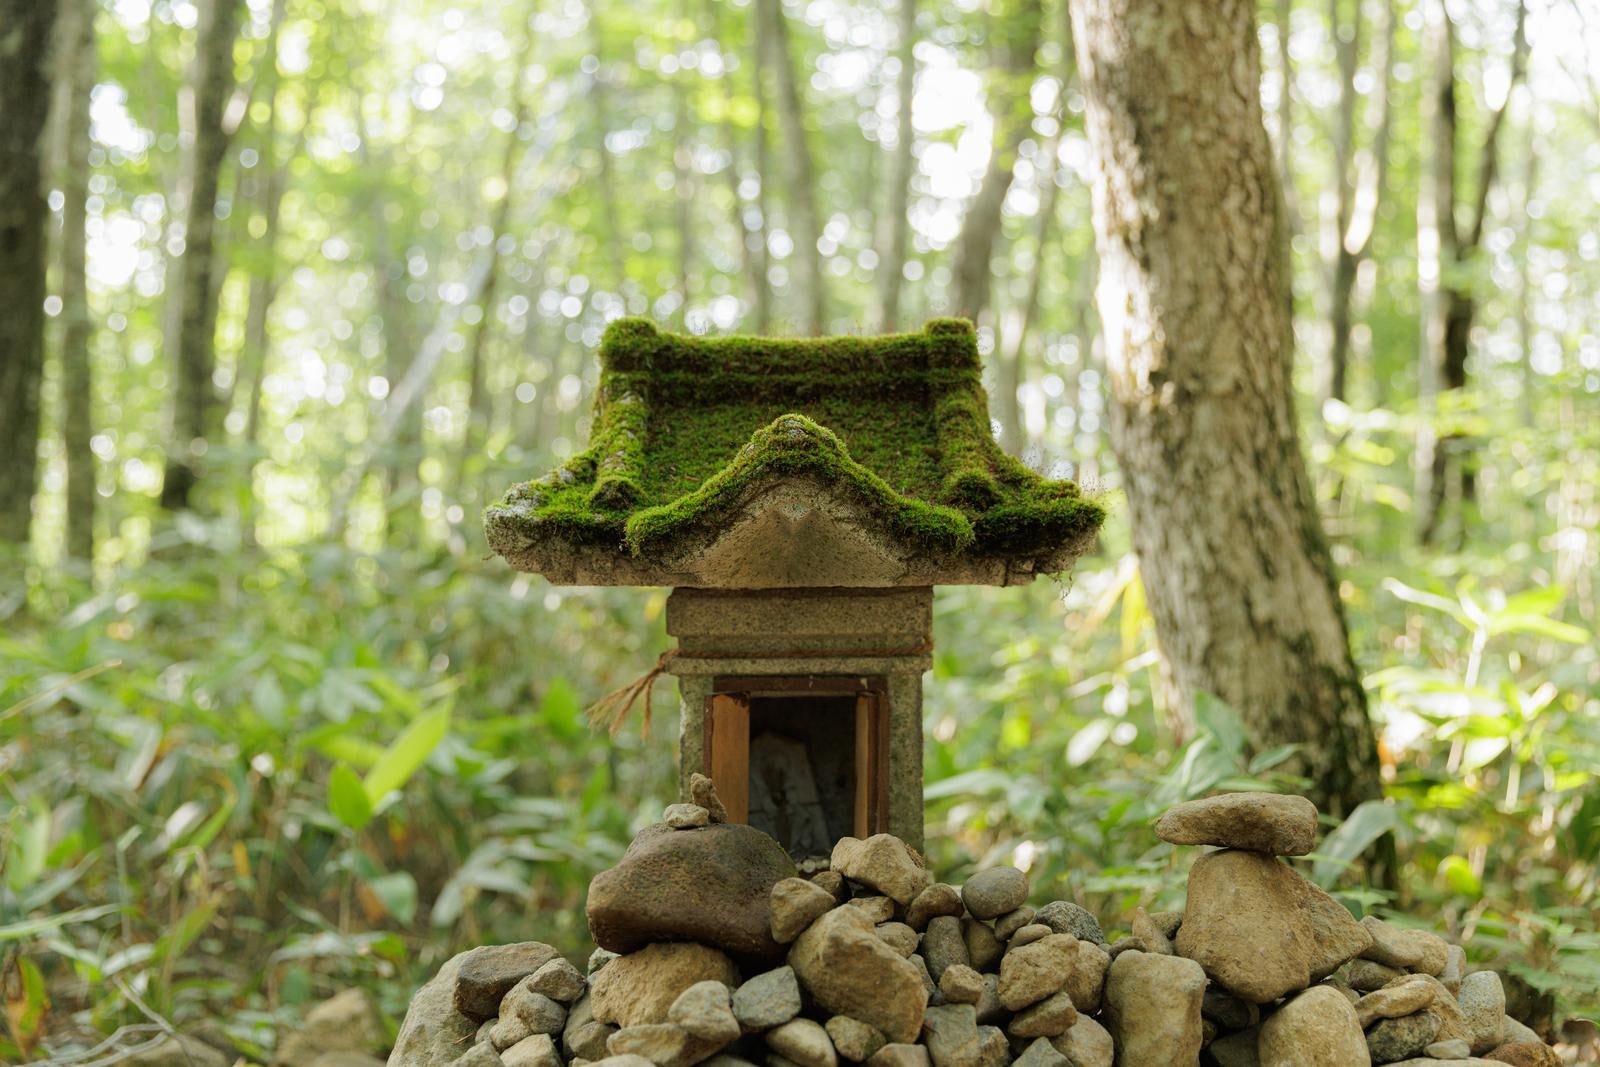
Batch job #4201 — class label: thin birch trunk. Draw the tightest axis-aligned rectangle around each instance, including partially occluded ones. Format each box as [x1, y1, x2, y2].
[949, 0, 1043, 323]
[160, 0, 243, 512]
[756, 0, 825, 333]
[873, 0, 917, 332]
[54, 0, 96, 560]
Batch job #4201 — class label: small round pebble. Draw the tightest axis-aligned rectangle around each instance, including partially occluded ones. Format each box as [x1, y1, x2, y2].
[1424, 1038, 1472, 1059]
[961, 868, 1029, 921]
[663, 803, 710, 829]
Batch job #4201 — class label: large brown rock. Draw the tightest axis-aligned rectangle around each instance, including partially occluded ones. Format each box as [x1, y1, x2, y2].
[832, 835, 932, 906]
[588, 822, 796, 966]
[1173, 849, 1313, 1004]
[453, 942, 564, 1020]
[1257, 985, 1371, 1067]
[389, 951, 483, 1066]
[1101, 950, 1205, 1067]
[589, 943, 741, 1029]
[1154, 792, 1319, 855]
[790, 906, 929, 1043]
[1293, 876, 1375, 981]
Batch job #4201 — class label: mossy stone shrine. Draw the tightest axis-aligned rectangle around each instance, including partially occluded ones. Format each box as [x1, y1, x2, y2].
[485, 318, 1103, 856]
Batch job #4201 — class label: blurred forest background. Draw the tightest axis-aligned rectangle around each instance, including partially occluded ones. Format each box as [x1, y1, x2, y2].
[1, 0, 1598, 1058]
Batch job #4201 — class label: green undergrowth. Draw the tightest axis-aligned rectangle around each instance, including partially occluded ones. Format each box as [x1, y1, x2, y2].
[486, 318, 1106, 562]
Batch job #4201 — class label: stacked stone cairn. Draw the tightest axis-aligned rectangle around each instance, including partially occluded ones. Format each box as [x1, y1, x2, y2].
[389, 782, 1565, 1067]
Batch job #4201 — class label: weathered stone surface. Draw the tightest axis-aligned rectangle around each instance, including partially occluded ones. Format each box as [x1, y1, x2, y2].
[501, 1034, 561, 1067]
[1346, 959, 1408, 992]
[907, 884, 964, 931]
[974, 975, 1005, 1026]
[669, 981, 741, 1044]
[998, 934, 1078, 1011]
[1458, 971, 1507, 1054]
[1010, 925, 1050, 948]
[588, 823, 796, 965]
[1294, 877, 1375, 980]
[1033, 903, 1104, 946]
[589, 948, 620, 975]
[305, 1055, 385, 1067]
[526, 958, 587, 1004]
[847, 897, 896, 924]
[767, 1018, 839, 1067]
[606, 1024, 723, 1067]
[590, 943, 741, 1029]
[1357, 976, 1437, 1027]
[393, 951, 487, 1066]
[994, 906, 1035, 943]
[1049, 1016, 1112, 1067]
[1360, 918, 1427, 969]
[733, 967, 803, 1032]
[962, 868, 1028, 921]
[832, 836, 931, 905]
[279, 988, 386, 1065]
[1367, 1010, 1442, 1063]
[939, 964, 984, 1005]
[455, 944, 564, 1020]
[1481, 1041, 1561, 1066]
[502, 986, 568, 1036]
[1007, 991, 1077, 1039]
[1102, 950, 1205, 1067]
[920, 1004, 981, 1067]
[973, 1025, 1007, 1067]
[1128, 909, 1173, 956]
[1425, 1039, 1472, 1059]
[1012, 1037, 1070, 1067]
[1173, 849, 1313, 1004]
[590, 1057, 659, 1067]
[866, 1045, 931, 1067]
[449, 1045, 506, 1067]
[877, 922, 919, 957]
[922, 916, 970, 982]
[812, 870, 848, 902]
[826, 1016, 886, 1063]
[564, 993, 617, 1060]
[1154, 792, 1319, 855]
[690, 773, 729, 823]
[1258, 985, 1371, 1067]
[491, 1012, 533, 1051]
[1440, 946, 1467, 995]
[1500, 1018, 1541, 1046]
[664, 803, 711, 829]
[962, 918, 1004, 973]
[790, 905, 929, 1043]
[772, 878, 840, 944]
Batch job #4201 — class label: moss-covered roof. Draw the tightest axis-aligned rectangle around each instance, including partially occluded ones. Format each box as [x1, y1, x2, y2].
[484, 318, 1104, 586]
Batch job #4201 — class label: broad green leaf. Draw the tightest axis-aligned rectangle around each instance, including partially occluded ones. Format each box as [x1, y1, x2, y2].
[1311, 800, 1400, 888]
[365, 871, 419, 925]
[539, 677, 581, 741]
[363, 706, 451, 807]
[328, 764, 373, 831]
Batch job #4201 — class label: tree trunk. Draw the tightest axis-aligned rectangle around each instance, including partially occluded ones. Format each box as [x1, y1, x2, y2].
[0, 0, 57, 546]
[1326, 0, 1395, 404]
[160, 0, 242, 512]
[1069, 0, 1384, 817]
[53, 0, 96, 559]
[756, 0, 824, 333]
[1274, 0, 1299, 242]
[1417, 0, 1526, 544]
[949, 0, 1043, 323]
[588, 4, 628, 298]
[873, 0, 917, 332]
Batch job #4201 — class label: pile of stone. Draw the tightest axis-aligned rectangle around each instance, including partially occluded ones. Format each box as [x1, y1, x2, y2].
[389, 783, 1568, 1067]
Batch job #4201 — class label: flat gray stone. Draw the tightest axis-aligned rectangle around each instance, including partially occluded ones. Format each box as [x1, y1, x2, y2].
[733, 967, 803, 1032]
[1154, 792, 1319, 855]
[961, 868, 1028, 921]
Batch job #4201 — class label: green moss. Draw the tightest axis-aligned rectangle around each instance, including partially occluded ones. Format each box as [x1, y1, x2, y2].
[486, 317, 1105, 568]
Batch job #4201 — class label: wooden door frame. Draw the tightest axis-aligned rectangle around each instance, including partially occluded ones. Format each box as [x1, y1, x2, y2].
[704, 675, 891, 839]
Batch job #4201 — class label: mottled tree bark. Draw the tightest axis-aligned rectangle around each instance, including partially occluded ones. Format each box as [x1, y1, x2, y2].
[873, 0, 917, 332]
[949, 0, 1043, 323]
[756, 0, 824, 333]
[53, 0, 97, 559]
[0, 0, 57, 545]
[1069, 0, 1383, 816]
[160, 0, 242, 512]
